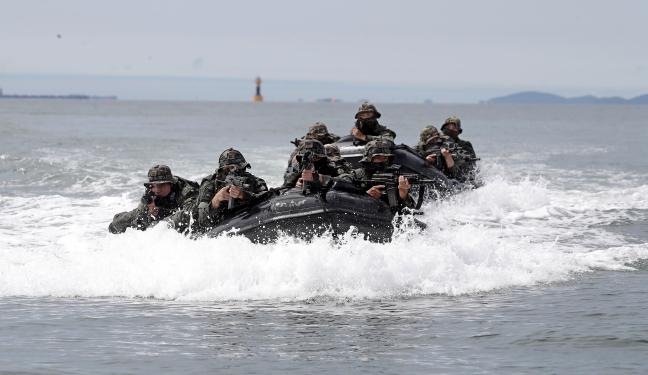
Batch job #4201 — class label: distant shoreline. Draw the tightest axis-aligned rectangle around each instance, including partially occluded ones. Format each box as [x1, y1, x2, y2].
[0, 93, 117, 100]
[486, 91, 648, 105]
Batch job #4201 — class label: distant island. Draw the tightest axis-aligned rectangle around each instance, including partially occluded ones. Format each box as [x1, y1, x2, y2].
[486, 91, 648, 105]
[0, 88, 116, 100]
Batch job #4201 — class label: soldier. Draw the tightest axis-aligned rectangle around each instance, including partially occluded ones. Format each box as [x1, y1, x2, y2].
[350, 102, 396, 145]
[415, 125, 462, 180]
[441, 116, 477, 158]
[287, 122, 340, 166]
[340, 139, 414, 210]
[191, 148, 268, 233]
[304, 121, 340, 145]
[324, 143, 353, 176]
[283, 139, 341, 191]
[108, 165, 199, 234]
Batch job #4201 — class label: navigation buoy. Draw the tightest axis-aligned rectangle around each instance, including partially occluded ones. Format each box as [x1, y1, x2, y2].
[253, 76, 263, 102]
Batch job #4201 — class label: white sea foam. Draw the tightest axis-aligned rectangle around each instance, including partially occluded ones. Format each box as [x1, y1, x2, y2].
[1, 163, 647, 301]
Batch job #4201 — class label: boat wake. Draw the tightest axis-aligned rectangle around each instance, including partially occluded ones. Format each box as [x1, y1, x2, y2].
[1, 161, 647, 301]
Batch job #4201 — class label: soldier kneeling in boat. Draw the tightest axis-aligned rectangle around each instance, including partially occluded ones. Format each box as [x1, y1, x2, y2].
[283, 139, 342, 192]
[188, 148, 268, 234]
[108, 165, 199, 234]
[340, 139, 415, 211]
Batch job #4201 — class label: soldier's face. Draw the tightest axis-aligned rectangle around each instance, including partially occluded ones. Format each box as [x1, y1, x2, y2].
[224, 164, 241, 173]
[151, 183, 172, 197]
[371, 155, 389, 164]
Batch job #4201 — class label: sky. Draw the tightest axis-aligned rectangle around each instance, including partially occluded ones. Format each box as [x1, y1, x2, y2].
[0, 0, 647, 102]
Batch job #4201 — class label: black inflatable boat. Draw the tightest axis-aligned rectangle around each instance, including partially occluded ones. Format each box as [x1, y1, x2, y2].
[204, 141, 464, 243]
[205, 184, 397, 243]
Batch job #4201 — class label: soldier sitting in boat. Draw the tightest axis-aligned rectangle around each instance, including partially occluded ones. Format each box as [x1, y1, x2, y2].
[324, 144, 353, 176]
[283, 139, 342, 192]
[440, 117, 480, 183]
[415, 125, 463, 180]
[108, 165, 199, 234]
[287, 122, 340, 166]
[441, 116, 477, 159]
[190, 148, 268, 233]
[350, 102, 396, 145]
[340, 138, 415, 211]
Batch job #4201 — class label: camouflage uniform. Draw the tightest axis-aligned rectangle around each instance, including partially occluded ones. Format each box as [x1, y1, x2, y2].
[339, 139, 415, 210]
[108, 165, 199, 234]
[324, 144, 353, 176]
[441, 116, 477, 158]
[283, 139, 342, 189]
[287, 122, 340, 166]
[352, 102, 396, 144]
[441, 117, 480, 183]
[192, 148, 268, 233]
[414, 125, 463, 180]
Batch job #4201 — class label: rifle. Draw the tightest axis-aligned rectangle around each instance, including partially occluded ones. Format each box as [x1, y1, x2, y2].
[444, 142, 480, 162]
[424, 144, 480, 169]
[362, 169, 437, 209]
[299, 150, 317, 195]
[219, 174, 253, 210]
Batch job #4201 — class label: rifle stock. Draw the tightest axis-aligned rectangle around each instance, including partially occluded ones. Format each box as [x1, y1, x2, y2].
[300, 151, 316, 195]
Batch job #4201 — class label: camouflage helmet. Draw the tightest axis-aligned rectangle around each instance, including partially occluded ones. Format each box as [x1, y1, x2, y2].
[145, 164, 176, 186]
[441, 116, 463, 134]
[307, 122, 330, 137]
[324, 143, 341, 158]
[218, 148, 250, 169]
[297, 139, 326, 159]
[419, 125, 442, 143]
[360, 138, 394, 163]
[355, 101, 381, 119]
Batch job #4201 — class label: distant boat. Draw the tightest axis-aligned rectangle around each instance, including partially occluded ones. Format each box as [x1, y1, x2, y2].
[316, 97, 341, 103]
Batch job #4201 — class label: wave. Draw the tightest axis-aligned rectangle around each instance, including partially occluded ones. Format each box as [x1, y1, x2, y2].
[1, 164, 647, 301]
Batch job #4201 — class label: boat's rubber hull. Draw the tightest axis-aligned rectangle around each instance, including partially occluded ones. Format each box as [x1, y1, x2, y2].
[206, 188, 396, 243]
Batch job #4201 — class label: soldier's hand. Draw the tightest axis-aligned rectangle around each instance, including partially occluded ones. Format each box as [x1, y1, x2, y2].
[367, 185, 385, 199]
[441, 148, 455, 168]
[398, 176, 411, 200]
[296, 178, 303, 188]
[302, 169, 314, 182]
[426, 154, 437, 163]
[212, 186, 231, 208]
[352, 127, 367, 141]
[398, 176, 411, 191]
[229, 185, 244, 199]
[147, 202, 159, 217]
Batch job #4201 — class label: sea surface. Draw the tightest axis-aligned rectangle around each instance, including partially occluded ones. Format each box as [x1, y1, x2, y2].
[1, 100, 647, 374]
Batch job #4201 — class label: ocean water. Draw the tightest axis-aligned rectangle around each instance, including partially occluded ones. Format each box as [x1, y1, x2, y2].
[1, 100, 647, 374]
